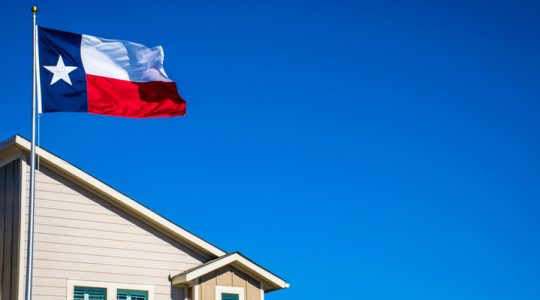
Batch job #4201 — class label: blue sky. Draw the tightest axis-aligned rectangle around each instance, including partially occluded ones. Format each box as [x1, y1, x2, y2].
[1, 1, 540, 299]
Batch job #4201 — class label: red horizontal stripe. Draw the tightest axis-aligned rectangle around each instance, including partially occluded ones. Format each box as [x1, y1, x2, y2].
[86, 75, 186, 118]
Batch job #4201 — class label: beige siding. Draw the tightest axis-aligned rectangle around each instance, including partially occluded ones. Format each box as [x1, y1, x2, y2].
[199, 266, 261, 300]
[20, 162, 208, 300]
[0, 159, 22, 300]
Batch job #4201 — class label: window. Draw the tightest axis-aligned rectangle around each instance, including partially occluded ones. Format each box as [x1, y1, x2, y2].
[68, 281, 154, 300]
[215, 286, 244, 300]
[222, 293, 239, 300]
[117, 289, 148, 300]
[74, 287, 107, 300]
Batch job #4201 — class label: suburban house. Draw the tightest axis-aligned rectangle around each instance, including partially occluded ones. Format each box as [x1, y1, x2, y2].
[0, 135, 289, 300]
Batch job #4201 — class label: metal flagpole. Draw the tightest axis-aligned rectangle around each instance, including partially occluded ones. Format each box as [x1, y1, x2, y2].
[25, 5, 38, 300]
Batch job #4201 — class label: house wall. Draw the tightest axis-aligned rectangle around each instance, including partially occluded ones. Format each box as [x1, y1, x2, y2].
[199, 266, 261, 300]
[19, 160, 210, 300]
[0, 159, 22, 300]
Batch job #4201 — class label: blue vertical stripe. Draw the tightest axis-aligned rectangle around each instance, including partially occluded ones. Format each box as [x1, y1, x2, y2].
[38, 27, 88, 113]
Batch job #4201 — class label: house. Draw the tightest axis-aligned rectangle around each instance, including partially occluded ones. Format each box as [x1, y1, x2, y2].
[0, 135, 289, 300]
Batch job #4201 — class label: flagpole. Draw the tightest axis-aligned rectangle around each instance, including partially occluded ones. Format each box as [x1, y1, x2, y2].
[25, 5, 38, 300]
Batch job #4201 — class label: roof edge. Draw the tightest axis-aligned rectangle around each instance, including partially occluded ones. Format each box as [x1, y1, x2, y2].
[171, 252, 290, 292]
[7, 134, 226, 258]
[0, 135, 17, 153]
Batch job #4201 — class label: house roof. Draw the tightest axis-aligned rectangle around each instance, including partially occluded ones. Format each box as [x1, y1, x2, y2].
[171, 252, 290, 292]
[0, 135, 289, 292]
[0, 135, 226, 257]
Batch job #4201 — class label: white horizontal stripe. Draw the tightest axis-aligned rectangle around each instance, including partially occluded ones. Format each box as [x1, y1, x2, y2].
[81, 34, 171, 82]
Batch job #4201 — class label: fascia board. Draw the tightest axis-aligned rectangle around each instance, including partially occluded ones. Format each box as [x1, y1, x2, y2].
[175, 253, 289, 290]
[11, 135, 225, 258]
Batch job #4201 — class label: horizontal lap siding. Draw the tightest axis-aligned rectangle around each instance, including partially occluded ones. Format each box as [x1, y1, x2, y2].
[21, 164, 205, 300]
[1, 160, 21, 300]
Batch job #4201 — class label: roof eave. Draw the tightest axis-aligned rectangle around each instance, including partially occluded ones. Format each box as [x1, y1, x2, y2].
[171, 253, 289, 292]
[8, 135, 226, 258]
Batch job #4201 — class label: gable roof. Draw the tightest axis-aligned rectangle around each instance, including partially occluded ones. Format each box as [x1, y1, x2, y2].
[0, 135, 226, 258]
[171, 252, 290, 292]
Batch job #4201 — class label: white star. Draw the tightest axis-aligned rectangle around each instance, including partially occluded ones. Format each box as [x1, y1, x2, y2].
[44, 55, 78, 85]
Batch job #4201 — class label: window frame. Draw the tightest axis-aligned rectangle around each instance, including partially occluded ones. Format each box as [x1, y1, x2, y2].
[117, 288, 149, 300]
[215, 286, 245, 300]
[73, 286, 107, 300]
[67, 280, 154, 300]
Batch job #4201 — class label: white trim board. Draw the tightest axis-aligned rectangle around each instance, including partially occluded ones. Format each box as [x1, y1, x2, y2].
[194, 278, 200, 300]
[4, 135, 225, 258]
[18, 156, 28, 300]
[215, 286, 245, 300]
[172, 252, 289, 291]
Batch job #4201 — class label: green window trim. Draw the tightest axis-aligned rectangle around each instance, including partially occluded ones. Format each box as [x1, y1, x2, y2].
[221, 293, 240, 300]
[117, 289, 148, 300]
[74, 287, 107, 300]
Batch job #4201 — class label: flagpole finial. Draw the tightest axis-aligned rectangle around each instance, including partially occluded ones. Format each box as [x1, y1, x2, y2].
[32, 5, 38, 14]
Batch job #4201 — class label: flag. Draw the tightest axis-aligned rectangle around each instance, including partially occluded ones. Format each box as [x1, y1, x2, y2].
[38, 27, 186, 118]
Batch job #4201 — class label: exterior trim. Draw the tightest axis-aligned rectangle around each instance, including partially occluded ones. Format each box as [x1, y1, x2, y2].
[0, 151, 23, 169]
[194, 278, 200, 300]
[17, 158, 28, 300]
[6, 135, 225, 258]
[171, 252, 289, 291]
[215, 286, 244, 300]
[67, 280, 155, 300]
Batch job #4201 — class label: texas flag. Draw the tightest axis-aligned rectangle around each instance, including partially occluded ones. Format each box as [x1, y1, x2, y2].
[38, 27, 186, 118]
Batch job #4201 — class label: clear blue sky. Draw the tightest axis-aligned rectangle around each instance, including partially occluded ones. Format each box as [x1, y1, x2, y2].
[1, 1, 540, 299]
